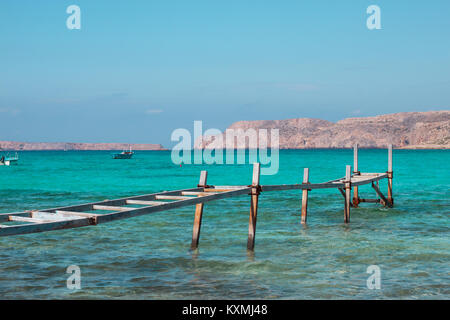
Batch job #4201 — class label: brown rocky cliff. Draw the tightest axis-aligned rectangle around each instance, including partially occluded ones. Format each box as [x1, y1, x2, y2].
[195, 111, 450, 149]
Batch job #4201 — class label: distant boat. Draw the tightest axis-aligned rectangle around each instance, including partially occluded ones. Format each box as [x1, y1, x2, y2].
[0, 152, 19, 166]
[112, 146, 134, 159]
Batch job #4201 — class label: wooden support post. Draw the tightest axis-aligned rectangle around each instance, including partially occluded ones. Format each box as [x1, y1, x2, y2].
[247, 163, 261, 251]
[359, 198, 381, 203]
[301, 168, 310, 224]
[339, 188, 353, 207]
[376, 180, 385, 206]
[372, 182, 392, 208]
[190, 170, 208, 250]
[353, 143, 360, 207]
[387, 144, 394, 207]
[344, 165, 351, 223]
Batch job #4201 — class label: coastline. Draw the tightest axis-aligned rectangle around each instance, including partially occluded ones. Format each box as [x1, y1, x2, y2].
[0, 141, 167, 151]
[2, 147, 449, 151]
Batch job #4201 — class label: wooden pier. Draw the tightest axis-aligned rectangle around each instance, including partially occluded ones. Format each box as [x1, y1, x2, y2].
[0, 145, 394, 250]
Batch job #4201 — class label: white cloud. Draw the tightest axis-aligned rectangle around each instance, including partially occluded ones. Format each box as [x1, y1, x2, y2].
[273, 83, 319, 92]
[146, 109, 163, 114]
[0, 108, 21, 116]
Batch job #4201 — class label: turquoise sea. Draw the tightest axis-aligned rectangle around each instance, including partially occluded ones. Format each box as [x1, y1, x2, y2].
[0, 150, 448, 299]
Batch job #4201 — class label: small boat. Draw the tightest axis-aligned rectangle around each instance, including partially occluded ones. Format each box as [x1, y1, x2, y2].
[112, 146, 134, 159]
[0, 152, 19, 166]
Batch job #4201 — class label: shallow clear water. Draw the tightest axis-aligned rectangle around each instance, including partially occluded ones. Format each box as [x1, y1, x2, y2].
[0, 150, 448, 299]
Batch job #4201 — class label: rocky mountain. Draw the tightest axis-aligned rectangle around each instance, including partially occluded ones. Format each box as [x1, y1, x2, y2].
[0, 141, 166, 151]
[195, 111, 450, 149]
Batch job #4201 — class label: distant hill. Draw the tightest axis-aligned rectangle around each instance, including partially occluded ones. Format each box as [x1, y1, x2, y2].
[0, 141, 166, 151]
[195, 111, 450, 149]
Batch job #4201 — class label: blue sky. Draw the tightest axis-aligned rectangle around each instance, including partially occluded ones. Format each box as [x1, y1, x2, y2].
[1, 0, 449, 147]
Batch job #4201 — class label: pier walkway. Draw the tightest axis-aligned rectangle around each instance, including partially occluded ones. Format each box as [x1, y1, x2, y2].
[0, 145, 394, 250]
